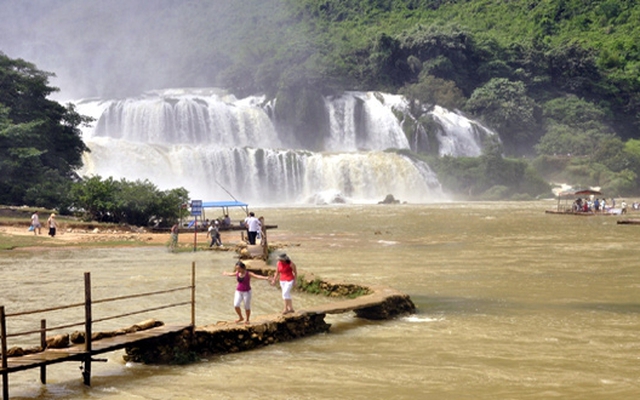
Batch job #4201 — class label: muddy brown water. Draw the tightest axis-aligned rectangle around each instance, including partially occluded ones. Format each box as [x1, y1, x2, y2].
[1, 201, 639, 399]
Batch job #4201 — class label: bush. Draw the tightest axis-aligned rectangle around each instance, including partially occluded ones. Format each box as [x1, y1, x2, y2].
[70, 176, 189, 227]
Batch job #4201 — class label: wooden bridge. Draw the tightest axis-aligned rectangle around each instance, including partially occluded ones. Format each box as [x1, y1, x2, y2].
[1, 265, 196, 400]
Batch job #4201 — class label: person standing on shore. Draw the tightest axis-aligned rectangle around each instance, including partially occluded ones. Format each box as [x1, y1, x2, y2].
[170, 223, 179, 251]
[222, 261, 270, 325]
[207, 220, 222, 247]
[47, 213, 57, 237]
[271, 253, 297, 314]
[244, 212, 261, 245]
[31, 211, 41, 235]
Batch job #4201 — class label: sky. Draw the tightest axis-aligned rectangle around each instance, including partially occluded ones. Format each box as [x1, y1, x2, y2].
[0, 0, 279, 100]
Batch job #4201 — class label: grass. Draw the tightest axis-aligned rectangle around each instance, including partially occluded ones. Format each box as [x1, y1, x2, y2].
[296, 274, 371, 299]
[0, 231, 165, 251]
[0, 232, 52, 250]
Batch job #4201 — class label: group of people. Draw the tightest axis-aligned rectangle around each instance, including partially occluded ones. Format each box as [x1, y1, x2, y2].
[222, 253, 298, 324]
[571, 197, 628, 213]
[30, 211, 58, 237]
[169, 210, 266, 251]
[572, 197, 605, 212]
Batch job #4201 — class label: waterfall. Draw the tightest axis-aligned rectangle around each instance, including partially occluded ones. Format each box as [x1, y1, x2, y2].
[428, 105, 493, 157]
[324, 92, 410, 152]
[75, 88, 494, 205]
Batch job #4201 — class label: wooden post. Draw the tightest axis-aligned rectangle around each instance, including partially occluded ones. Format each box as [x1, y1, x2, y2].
[261, 218, 268, 259]
[1, 306, 8, 400]
[193, 216, 198, 252]
[40, 320, 46, 384]
[83, 272, 92, 386]
[191, 262, 196, 327]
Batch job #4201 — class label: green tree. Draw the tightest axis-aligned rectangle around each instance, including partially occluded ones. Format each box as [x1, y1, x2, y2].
[623, 139, 640, 173]
[535, 96, 616, 157]
[400, 73, 466, 112]
[70, 176, 189, 227]
[465, 78, 541, 155]
[0, 53, 91, 208]
[70, 176, 119, 222]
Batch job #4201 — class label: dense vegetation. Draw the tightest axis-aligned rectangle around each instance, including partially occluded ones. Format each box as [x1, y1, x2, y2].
[0, 54, 89, 208]
[219, 0, 640, 196]
[2, 0, 640, 203]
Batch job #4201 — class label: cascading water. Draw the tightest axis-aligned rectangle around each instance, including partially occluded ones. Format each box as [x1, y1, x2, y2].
[324, 92, 410, 152]
[429, 105, 492, 157]
[75, 88, 494, 205]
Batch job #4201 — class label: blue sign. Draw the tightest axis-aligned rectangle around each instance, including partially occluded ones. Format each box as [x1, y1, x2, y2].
[190, 200, 202, 216]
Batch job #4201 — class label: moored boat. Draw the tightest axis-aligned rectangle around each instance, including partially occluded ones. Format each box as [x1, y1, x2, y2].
[545, 189, 623, 216]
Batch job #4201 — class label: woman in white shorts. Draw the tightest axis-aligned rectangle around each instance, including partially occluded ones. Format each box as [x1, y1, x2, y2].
[271, 253, 298, 314]
[222, 261, 270, 324]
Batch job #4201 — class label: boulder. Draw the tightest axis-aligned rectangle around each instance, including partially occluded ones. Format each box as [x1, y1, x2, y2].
[46, 333, 69, 349]
[378, 194, 400, 204]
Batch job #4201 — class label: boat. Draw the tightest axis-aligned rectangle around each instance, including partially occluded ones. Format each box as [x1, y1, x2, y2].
[545, 189, 622, 216]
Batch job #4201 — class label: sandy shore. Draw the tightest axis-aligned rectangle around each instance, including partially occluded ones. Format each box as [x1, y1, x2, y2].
[0, 223, 239, 247]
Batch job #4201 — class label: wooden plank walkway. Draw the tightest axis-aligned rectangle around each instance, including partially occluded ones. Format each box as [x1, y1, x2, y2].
[1, 324, 189, 374]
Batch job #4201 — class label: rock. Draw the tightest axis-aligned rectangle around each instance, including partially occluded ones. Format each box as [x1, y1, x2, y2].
[7, 346, 24, 357]
[46, 333, 69, 349]
[70, 331, 85, 344]
[378, 194, 400, 204]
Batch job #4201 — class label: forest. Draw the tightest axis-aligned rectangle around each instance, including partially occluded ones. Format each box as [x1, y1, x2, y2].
[1, 0, 640, 216]
[238, 0, 640, 198]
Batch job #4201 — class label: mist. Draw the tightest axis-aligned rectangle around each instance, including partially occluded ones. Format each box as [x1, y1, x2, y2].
[0, 0, 287, 100]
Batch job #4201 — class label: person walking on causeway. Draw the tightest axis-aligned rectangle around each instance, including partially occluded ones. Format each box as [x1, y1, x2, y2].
[271, 253, 298, 314]
[222, 261, 270, 325]
[244, 212, 261, 245]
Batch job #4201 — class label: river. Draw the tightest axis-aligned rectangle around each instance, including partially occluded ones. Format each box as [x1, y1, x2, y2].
[1, 201, 639, 399]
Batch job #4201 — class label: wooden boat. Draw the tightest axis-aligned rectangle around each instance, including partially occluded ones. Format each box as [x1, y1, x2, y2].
[545, 189, 621, 216]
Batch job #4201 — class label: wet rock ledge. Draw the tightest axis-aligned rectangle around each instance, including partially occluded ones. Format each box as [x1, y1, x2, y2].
[124, 269, 415, 364]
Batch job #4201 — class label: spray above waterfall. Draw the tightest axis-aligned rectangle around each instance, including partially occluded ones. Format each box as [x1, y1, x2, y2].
[75, 88, 496, 205]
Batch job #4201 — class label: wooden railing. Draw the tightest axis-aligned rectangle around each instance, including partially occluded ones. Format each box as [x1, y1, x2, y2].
[1, 262, 196, 399]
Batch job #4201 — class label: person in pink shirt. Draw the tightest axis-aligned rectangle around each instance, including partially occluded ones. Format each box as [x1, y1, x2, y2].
[270, 253, 298, 314]
[222, 261, 270, 324]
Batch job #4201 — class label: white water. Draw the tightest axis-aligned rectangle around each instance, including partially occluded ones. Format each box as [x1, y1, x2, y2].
[430, 105, 492, 157]
[75, 89, 494, 205]
[324, 92, 410, 151]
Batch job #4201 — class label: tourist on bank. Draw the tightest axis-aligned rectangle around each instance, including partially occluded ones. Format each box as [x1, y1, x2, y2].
[244, 212, 261, 245]
[270, 253, 297, 314]
[222, 261, 270, 325]
[31, 211, 41, 235]
[207, 220, 222, 247]
[170, 223, 179, 251]
[223, 214, 231, 227]
[47, 213, 57, 237]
